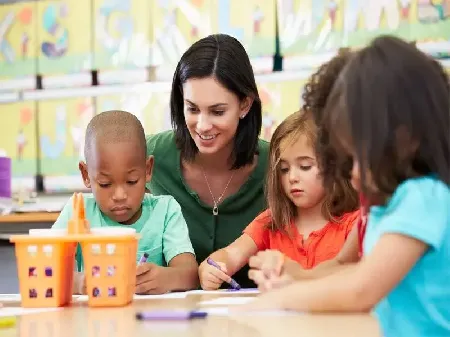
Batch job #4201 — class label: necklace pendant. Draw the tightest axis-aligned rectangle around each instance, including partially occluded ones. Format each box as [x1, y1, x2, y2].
[213, 205, 218, 216]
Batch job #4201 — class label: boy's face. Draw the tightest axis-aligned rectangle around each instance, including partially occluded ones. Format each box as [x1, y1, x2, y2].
[79, 141, 153, 225]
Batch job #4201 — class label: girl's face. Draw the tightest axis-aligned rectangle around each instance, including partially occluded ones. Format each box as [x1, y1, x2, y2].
[182, 76, 252, 157]
[279, 135, 326, 210]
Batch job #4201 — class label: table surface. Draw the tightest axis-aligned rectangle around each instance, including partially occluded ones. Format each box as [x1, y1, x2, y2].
[0, 292, 381, 337]
[0, 212, 59, 224]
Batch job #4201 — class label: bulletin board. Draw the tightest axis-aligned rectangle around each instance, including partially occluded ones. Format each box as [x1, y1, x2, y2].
[37, 0, 93, 75]
[95, 88, 172, 136]
[0, 1, 37, 81]
[0, 101, 37, 181]
[277, 0, 450, 57]
[38, 98, 94, 179]
[93, 0, 152, 70]
[257, 76, 308, 140]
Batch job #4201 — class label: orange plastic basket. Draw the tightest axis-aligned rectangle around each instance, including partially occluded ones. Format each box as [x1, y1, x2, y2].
[79, 229, 138, 307]
[10, 193, 139, 308]
[10, 234, 77, 308]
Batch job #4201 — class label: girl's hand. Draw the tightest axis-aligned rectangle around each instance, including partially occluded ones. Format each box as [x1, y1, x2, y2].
[248, 269, 294, 292]
[249, 250, 286, 277]
[199, 259, 232, 290]
[135, 263, 171, 294]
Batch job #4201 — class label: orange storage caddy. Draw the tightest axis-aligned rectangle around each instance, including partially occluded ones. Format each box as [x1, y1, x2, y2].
[10, 193, 139, 308]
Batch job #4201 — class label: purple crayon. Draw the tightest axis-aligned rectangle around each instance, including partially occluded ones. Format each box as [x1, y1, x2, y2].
[206, 257, 241, 290]
[139, 252, 149, 264]
[136, 310, 207, 321]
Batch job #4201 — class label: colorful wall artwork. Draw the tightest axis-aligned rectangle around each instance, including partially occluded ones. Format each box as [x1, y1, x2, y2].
[38, 98, 94, 178]
[0, 102, 37, 180]
[93, 0, 152, 70]
[37, 0, 92, 75]
[0, 1, 37, 81]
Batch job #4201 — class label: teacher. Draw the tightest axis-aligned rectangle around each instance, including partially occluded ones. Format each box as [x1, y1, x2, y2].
[146, 34, 269, 287]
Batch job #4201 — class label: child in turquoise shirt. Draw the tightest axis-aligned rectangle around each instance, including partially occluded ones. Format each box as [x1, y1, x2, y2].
[244, 36, 450, 337]
[52, 110, 198, 294]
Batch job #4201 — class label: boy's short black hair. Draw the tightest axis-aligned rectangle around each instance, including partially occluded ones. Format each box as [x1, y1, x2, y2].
[84, 110, 146, 163]
[324, 36, 450, 201]
[170, 34, 262, 169]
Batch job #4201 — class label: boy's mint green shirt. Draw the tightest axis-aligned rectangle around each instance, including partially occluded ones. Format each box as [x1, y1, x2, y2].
[52, 193, 195, 270]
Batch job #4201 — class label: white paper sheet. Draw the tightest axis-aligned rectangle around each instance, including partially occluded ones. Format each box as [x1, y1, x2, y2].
[0, 294, 82, 303]
[188, 288, 260, 295]
[73, 292, 187, 302]
[201, 306, 300, 316]
[199, 297, 255, 306]
[0, 307, 62, 317]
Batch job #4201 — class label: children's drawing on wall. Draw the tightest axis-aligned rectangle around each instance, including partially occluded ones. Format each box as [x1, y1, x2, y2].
[70, 99, 94, 160]
[153, 0, 187, 69]
[399, 0, 411, 20]
[0, 6, 33, 63]
[253, 5, 264, 35]
[16, 106, 33, 162]
[40, 104, 67, 160]
[258, 85, 281, 141]
[41, 2, 69, 58]
[16, 129, 27, 161]
[328, 0, 338, 29]
[418, 0, 450, 22]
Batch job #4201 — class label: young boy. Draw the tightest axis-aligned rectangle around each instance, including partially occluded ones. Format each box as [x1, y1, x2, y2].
[52, 110, 199, 294]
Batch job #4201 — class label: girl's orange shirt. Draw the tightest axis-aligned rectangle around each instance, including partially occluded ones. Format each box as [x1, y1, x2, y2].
[243, 209, 360, 269]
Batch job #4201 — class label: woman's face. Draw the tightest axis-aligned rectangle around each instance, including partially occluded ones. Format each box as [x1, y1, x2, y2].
[182, 76, 251, 157]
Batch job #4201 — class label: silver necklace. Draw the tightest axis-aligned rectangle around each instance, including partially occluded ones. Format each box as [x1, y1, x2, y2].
[201, 168, 235, 216]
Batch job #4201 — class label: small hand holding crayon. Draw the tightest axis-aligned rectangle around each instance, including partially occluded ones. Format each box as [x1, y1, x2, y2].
[249, 250, 286, 278]
[199, 257, 240, 290]
[135, 262, 170, 295]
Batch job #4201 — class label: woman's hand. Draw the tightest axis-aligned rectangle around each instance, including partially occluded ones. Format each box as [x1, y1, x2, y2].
[199, 259, 232, 290]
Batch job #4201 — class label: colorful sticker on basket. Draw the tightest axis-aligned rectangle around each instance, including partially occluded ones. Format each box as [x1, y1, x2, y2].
[92, 266, 100, 277]
[107, 266, 116, 276]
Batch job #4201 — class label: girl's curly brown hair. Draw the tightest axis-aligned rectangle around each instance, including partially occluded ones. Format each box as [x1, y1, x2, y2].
[301, 48, 359, 215]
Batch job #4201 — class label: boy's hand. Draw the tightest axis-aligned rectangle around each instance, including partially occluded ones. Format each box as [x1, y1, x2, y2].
[73, 272, 86, 295]
[199, 259, 232, 290]
[135, 263, 171, 294]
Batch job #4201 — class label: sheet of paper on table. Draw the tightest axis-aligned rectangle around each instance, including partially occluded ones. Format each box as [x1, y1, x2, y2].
[199, 296, 255, 306]
[0, 307, 62, 317]
[188, 288, 260, 295]
[73, 292, 187, 302]
[202, 306, 301, 316]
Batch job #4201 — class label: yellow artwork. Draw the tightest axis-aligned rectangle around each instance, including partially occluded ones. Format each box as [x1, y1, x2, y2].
[0, 1, 37, 80]
[0, 102, 37, 178]
[95, 89, 172, 135]
[93, 0, 152, 70]
[38, 98, 94, 176]
[37, 0, 93, 75]
[176, 0, 214, 49]
[210, 0, 276, 58]
[257, 77, 307, 140]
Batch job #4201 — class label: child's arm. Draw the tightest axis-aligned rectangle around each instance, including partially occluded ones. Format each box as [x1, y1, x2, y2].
[249, 217, 360, 287]
[244, 181, 447, 312]
[245, 233, 427, 312]
[199, 210, 270, 290]
[199, 234, 258, 290]
[136, 197, 198, 294]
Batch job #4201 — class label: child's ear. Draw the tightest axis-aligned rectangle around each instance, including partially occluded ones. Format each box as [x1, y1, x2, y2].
[79, 161, 91, 188]
[145, 156, 154, 183]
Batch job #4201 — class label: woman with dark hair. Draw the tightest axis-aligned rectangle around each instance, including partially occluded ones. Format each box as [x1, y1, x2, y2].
[146, 34, 269, 287]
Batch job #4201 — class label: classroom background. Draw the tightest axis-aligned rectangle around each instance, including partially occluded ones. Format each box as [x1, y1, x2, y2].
[0, 0, 449, 196]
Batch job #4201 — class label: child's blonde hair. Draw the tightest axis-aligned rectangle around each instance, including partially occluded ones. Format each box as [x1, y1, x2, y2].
[266, 110, 358, 232]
